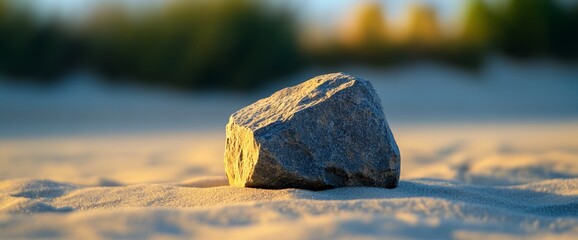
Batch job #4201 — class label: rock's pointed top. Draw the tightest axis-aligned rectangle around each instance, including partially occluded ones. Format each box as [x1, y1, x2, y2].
[232, 73, 368, 130]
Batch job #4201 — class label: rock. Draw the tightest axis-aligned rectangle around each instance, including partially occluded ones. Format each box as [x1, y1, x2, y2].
[224, 73, 400, 190]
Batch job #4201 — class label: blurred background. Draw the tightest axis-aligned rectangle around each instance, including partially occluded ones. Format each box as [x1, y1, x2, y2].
[2, 0, 578, 88]
[1, 0, 577, 135]
[1, 0, 577, 184]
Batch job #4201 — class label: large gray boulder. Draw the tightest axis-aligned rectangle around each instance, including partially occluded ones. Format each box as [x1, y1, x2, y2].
[224, 73, 400, 189]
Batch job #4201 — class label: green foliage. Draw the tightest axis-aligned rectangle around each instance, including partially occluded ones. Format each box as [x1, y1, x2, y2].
[83, 0, 301, 90]
[0, 2, 79, 82]
[460, 0, 495, 47]
[551, 3, 578, 59]
[494, 0, 577, 59]
[451, 0, 578, 65]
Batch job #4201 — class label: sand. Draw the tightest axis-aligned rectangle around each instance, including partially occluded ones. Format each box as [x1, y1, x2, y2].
[1, 122, 578, 239]
[1, 178, 578, 239]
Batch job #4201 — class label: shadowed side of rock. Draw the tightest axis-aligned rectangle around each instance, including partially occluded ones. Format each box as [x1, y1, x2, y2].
[224, 73, 400, 190]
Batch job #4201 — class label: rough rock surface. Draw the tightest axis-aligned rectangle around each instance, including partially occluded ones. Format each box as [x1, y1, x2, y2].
[224, 73, 400, 189]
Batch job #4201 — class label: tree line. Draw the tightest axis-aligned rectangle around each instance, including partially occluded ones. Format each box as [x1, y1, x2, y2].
[0, 0, 577, 90]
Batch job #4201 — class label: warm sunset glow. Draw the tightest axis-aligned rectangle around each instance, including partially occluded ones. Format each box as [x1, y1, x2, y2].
[398, 4, 444, 46]
[339, 2, 389, 48]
